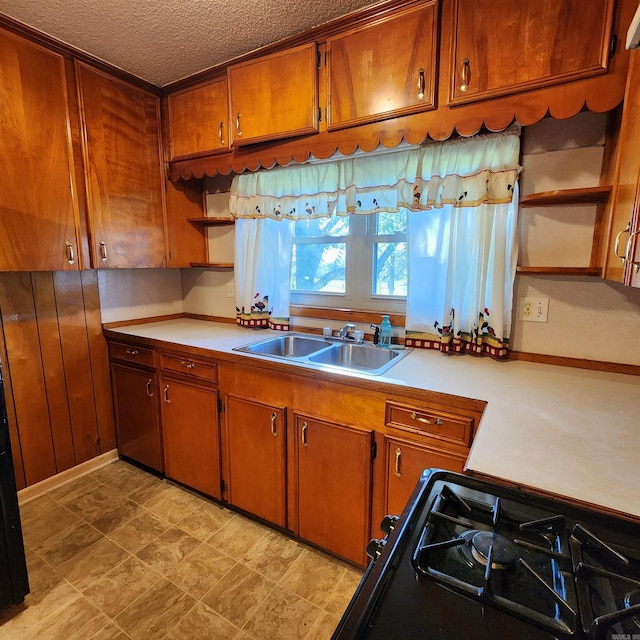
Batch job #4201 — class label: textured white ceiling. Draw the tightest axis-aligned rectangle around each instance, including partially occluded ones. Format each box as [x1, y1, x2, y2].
[0, 0, 379, 86]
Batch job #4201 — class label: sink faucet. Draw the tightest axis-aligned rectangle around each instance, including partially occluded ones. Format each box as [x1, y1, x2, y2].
[339, 323, 357, 340]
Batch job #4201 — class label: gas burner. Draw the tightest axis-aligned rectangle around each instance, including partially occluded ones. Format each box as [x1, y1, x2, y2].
[624, 589, 640, 629]
[459, 530, 519, 570]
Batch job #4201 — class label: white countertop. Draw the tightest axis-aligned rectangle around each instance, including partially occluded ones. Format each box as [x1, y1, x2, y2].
[108, 319, 640, 519]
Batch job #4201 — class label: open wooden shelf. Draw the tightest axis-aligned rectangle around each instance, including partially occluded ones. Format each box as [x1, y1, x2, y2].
[519, 185, 612, 207]
[516, 266, 602, 276]
[190, 262, 234, 269]
[187, 217, 235, 226]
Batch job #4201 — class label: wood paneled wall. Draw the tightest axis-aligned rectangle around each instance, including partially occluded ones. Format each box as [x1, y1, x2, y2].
[0, 271, 115, 489]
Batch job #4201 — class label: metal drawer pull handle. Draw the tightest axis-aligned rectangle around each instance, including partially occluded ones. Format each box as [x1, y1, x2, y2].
[614, 225, 630, 263]
[125, 348, 139, 356]
[394, 447, 402, 477]
[410, 411, 443, 426]
[163, 385, 170, 403]
[302, 421, 308, 447]
[180, 360, 195, 369]
[417, 68, 425, 100]
[99, 241, 108, 262]
[146, 379, 154, 397]
[65, 241, 75, 265]
[270, 412, 277, 437]
[219, 121, 225, 145]
[627, 230, 640, 272]
[460, 58, 470, 93]
[236, 113, 242, 137]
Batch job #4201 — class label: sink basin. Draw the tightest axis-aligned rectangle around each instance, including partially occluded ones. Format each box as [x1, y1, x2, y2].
[233, 333, 411, 375]
[308, 343, 404, 375]
[234, 334, 332, 358]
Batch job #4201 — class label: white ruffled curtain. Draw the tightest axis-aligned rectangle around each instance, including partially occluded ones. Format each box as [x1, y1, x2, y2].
[230, 130, 521, 353]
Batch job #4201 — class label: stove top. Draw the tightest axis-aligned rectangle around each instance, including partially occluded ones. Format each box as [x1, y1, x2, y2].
[333, 470, 640, 640]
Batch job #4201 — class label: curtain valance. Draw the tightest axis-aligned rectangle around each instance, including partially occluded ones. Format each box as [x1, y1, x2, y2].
[229, 130, 521, 220]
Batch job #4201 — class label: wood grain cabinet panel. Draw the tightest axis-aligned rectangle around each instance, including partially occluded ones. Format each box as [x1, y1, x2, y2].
[224, 395, 287, 526]
[228, 42, 319, 146]
[160, 376, 220, 498]
[166, 77, 230, 159]
[295, 414, 372, 566]
[383, 435, 465, 518]
[326, 2, 438, 131]
[447, 0, 615, 105]
[111, 364, 163, 472]
[76, 63, 167, 268]
[0, 28, 81, 272]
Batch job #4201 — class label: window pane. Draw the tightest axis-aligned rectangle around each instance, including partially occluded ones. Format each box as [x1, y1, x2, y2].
[375, 211, 407, 235]
[292, 243, 346, 292]
[294, 215, 349, 238]
[373, 242, 407, 296]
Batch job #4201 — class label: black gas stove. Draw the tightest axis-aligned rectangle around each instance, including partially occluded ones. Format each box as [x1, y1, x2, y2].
[332, 469, 640, 640]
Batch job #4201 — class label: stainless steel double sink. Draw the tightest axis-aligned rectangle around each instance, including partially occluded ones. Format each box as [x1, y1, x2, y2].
[233, 333, 410, 376]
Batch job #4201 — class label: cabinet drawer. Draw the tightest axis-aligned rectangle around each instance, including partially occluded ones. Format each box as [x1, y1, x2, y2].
[109, 342, 155, 367]
[385, 401, 473, 448]
[160, 352, 217, 383]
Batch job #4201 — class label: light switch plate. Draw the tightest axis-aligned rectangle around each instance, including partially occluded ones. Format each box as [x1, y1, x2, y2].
[520, 297, 549, 323]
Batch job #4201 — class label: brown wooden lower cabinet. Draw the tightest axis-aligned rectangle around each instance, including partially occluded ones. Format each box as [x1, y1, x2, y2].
[294, 414, 373, 566]
[111, 364, 163, 473]
[383, 435, 466, 518]
[160, 376, 220, 499]
[224, 395, 287, 527]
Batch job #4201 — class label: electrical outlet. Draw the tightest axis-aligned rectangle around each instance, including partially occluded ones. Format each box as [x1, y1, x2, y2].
[520, 297, 549, 323]
[226, 280, 236, 298]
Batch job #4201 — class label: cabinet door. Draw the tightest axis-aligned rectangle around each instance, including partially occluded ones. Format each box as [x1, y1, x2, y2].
[296, 415, 372, 565]
[606, 51, 640, 287]
[0, 29, 80, 271]
[224, 395, 286, 526]
[76, 63, 167, 268]
[166, 77, 230, 159]
[228, 43, 319, 146]
[448, 0, 615, 104]
[384, 436, 465, 517]
[111, 365, 163, 472]
[327, 2, 437, 131]
[161, 378, 221, 499]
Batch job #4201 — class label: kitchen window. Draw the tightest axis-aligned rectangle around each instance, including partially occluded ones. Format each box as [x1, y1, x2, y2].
[290, 211, 407, 312]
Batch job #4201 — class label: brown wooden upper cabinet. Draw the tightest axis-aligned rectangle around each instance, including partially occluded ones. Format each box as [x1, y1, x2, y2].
[166, 77, 230, 160]
[326, 2, 438, 131]
[76, 63, 167, 268]
[605, 50, 640, 288]
[0, 28, 81, 272]
[447, 0, 616, 105]
[227, 42, 319, 147]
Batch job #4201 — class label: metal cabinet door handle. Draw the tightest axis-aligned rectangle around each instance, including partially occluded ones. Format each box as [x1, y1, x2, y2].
[163, 385, 170, 403]
[99, 241, 108, 263]
[410, 411, 443, 426]
[180, 360, 195, 369]
[146, 379, 154, 397]
[417, 68, 425, 100]
[125, 348, 139, 356]
[302, 421, 308, 447]
[394, 447, 402, 477]
[270, 412, 277, 437]
[236, 113, 242, 137]
[614, 225, 631, 264]
[460, 58, 470, 93]
[65, 241, 75, 265]
[219, 121, 225, 145]
[627, 230, 640, 272]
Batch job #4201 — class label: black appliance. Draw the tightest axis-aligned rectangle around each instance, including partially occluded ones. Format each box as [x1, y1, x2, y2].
[333, 469, 640, 640]
[0, 357, 29, 608]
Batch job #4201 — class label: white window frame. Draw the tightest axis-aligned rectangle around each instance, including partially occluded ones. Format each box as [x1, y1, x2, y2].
[290, 213, 407, 313]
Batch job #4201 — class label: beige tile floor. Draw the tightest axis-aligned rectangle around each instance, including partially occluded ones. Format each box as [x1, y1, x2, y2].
[1, 460, 363, 640]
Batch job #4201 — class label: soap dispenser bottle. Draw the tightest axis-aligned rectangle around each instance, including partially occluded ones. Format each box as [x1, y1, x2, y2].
[379, 315, 392, 348]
